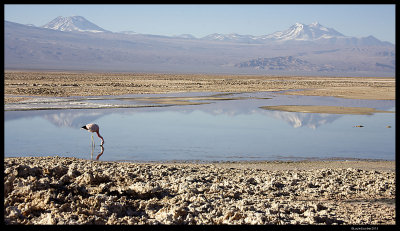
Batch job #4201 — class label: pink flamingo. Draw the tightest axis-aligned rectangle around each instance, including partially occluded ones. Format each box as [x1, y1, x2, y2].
[81, 123, 104, 146]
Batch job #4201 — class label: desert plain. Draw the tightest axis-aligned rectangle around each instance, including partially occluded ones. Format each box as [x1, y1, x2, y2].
[4, 70, 395, 102]
[4, 71, 396, 225]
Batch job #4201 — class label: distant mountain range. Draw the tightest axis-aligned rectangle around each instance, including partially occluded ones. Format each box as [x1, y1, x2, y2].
[39, 16, 392, 46]
[234, 56, 336, 72]
[197, 22, 392, 46]
[4, 16, 395, 76]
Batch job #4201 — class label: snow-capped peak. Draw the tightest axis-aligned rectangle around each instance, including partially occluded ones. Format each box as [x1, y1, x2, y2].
[265, 22, 345, 41]
[295, 22, 305, 27]
[310, 21, 320, 27]
[42, 16, 109, 33]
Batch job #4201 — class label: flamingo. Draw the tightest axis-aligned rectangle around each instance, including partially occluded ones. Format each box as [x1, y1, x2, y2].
[81, 123, 104, 146]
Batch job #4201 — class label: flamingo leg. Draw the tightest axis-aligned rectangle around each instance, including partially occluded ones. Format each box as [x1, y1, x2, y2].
[91, 134, 94, 160]
[91, 145, 94, 160]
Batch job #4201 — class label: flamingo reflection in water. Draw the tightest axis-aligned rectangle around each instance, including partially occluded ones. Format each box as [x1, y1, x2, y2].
[92, 145, 104, 160]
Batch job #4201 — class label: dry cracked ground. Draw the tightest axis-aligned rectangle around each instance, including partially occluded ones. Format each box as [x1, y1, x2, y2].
[4, 157, 395, 225]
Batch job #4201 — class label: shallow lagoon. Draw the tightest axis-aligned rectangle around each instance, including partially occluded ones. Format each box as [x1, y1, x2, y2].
[4, 92, 395, 162]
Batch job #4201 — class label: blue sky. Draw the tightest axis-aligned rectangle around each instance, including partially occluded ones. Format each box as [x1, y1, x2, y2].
[4, 4, 396, 43]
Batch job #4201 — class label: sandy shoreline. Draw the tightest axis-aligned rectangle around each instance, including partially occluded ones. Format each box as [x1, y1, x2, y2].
[4, 71, 395, 105]
[4, 157, 395, 225]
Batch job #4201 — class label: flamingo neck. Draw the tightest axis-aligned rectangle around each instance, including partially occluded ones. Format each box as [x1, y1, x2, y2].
[96, 131, 104, 145]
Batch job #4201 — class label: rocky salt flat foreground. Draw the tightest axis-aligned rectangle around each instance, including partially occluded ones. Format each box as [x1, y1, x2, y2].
[4, 157, 395, 225]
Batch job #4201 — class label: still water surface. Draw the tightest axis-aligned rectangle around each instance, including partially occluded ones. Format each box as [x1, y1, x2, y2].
[4, 92, 395, 162]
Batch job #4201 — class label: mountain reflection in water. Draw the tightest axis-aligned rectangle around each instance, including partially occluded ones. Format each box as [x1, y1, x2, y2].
[4, 92, 395, 161]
